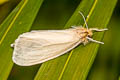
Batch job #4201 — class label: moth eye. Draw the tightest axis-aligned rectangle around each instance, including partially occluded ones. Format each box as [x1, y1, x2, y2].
[88, 34, 92, 37]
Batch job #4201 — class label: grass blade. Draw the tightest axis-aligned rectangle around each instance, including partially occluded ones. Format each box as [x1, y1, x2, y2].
[0, 0, 44, 79]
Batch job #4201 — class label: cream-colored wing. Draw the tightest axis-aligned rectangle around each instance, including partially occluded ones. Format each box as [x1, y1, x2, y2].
[12, 30, 81, 66]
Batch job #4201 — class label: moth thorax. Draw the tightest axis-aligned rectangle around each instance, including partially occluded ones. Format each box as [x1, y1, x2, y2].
[75, 27, 93, 38]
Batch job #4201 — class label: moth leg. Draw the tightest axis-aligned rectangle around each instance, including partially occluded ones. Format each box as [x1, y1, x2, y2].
[71, 26, 77, 28]
[83, 39, 89, 45]
[11, 43, 15, 48]
[71, 25, 82, 29]
[86, 37, 104, 44]
[90, 28, 108, 32]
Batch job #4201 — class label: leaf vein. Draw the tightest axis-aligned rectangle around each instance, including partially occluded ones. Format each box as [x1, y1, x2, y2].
[0, 0, 28, 45]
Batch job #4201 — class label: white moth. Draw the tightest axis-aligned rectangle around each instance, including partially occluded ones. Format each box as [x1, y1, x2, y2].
[11, 12, 107, 66]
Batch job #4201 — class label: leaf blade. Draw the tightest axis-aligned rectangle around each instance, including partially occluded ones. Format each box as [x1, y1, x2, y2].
[0, 0, 44, 79]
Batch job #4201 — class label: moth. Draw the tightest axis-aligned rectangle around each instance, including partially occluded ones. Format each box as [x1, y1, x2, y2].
[11, 12, 107, 66]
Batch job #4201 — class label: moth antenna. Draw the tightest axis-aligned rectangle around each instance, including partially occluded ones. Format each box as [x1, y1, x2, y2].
[90, 28, 108, 31]
[86, 37, 104, 44]
[79, 11, 88, 29]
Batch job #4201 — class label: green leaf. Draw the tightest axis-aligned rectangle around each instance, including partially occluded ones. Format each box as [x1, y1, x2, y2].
[0, 0, 44, 79]
[34, 0, 117, 80]
[88, 6, 119, 80]
[0, 0, 8, 5]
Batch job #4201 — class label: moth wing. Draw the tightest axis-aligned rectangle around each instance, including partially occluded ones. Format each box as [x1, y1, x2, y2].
[12, 30, 81, 66]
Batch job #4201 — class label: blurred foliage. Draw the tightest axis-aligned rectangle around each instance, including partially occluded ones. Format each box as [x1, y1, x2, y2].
[0, 0, 8, 5]
[0, 0, 119, 80]
[0, 0, 20, 24]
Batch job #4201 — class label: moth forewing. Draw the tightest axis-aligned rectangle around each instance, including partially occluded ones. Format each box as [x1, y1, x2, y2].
[12, 29, 83, 66]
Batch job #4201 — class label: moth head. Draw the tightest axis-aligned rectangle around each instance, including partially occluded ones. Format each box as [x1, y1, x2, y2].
[87, 29, 93, 37]
[78, 11, 108, 45]
[74, 27, 107, 45]
[80, 28, 93, 45]
[83, 28, 108, 45]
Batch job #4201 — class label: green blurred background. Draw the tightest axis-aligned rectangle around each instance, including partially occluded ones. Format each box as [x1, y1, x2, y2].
[0, 0, 119, 80]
